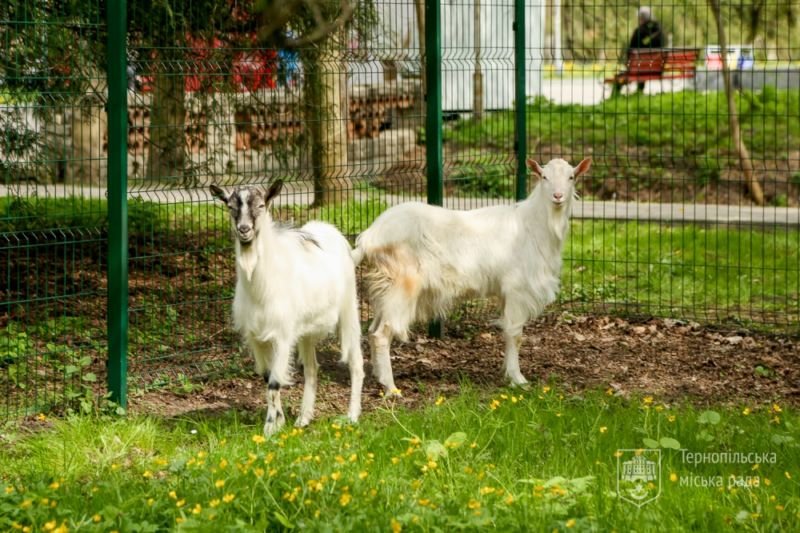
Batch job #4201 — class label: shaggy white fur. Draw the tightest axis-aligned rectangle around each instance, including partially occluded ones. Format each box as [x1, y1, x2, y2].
[211, 181, 364, 435]
[352, 158, 591, 393]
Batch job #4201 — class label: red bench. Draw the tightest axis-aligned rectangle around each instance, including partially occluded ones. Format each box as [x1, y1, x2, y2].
[605, 48, 701, 86]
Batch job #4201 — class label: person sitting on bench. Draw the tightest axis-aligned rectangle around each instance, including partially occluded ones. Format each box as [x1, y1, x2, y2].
[612, 6, 664, 97]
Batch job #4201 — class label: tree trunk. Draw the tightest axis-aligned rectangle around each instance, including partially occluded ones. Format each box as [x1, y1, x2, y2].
[473, 0, 483, 120]
[303, 33, 351, 206]
[414, 0, 426, 91]
[708, 0, 765, 206]
[147, 48, 186, 183]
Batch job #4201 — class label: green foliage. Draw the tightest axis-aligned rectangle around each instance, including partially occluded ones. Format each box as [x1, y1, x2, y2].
[450, 161, 513, 199]
[0, 388, 798, 531]
[445, 90, 800, 191]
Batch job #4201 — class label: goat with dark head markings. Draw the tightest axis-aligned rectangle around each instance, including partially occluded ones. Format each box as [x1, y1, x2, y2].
[210, 181, 364, 435]
[352, 157, 592, 395]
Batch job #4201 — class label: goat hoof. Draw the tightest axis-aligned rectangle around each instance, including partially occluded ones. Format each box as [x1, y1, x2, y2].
[509, 379, 531, 390]
[263, 416, 286, 436]
[347, 411, 361, 424]
[294, 416, 311, 428]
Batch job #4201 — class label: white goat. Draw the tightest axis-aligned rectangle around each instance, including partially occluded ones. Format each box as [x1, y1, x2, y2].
[352, 157, 591, 393]
[210, 181, 364, 435]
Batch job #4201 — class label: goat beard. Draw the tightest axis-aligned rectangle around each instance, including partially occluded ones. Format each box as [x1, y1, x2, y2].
[548, 206, 571, 243]
[237, 242, 259, 282]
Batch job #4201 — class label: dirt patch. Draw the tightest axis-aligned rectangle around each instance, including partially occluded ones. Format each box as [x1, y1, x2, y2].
[130, 314, 799, 420]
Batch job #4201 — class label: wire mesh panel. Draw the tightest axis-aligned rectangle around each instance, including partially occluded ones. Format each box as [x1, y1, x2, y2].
[1, 1, 108, 419]
[1, 0, 799, 421]
[528, 1, 799, 330]
[122, 0, 425, 387]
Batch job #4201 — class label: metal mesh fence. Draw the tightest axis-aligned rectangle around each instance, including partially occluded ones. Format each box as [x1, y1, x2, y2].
[1, 0, 798, 420]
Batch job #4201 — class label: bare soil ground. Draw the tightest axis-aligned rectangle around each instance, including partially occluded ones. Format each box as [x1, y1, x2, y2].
[130, 314, 800, 420]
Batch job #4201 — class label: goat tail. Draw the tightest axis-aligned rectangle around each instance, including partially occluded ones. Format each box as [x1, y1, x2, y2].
[350, 242, 366, 266]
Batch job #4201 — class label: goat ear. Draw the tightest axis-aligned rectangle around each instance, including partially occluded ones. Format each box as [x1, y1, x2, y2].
[209, 184, 228, 203]
[264, 179, 284, 205]
[573, 157, 592, 178]
[526, 159, 544, 178]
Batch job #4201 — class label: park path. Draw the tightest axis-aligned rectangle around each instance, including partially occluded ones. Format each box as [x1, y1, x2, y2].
[2, 182, 798, 227]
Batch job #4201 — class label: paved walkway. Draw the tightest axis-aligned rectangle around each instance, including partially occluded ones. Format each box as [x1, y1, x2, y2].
[2, 183, 797, 227]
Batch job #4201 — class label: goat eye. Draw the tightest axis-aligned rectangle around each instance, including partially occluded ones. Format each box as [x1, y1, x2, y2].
[257, 204, 266, 209]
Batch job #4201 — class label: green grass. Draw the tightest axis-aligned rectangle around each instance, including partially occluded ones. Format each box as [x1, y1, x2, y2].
[445, 89, 800, 180]
[1, 386, 798, 531]
[561, 221, 800, 327]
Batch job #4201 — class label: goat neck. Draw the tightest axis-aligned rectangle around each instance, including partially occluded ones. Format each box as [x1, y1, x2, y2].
[518, 183, 573, 248]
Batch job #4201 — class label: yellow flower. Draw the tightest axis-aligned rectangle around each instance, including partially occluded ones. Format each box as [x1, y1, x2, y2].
[605, 388, 614, 396]
[426, 460, 438, 470]
[142, 471, 153, 479]
[222, 493, 235, 503]
[742, 407, 751, 415]
[44, 521, 57, 532]
[219, 459, 228, 469]
[48, 482, 60, 490]
[670, 472, 678, 482]
[169, 491, 177, 499]
[764, 478, 771, 486]
[252, 435, 266, 444]
[504, 494, 515, 505]
[435, 396, 445, 406]
[613, 451, 623, 458]
[269, 468, 278, 477]
[467, 499, 480, 510]
[542, 386, 551, 393]
[566, 518, 577, 528]
[349, 454, 358, 462]
[215, 479, 225, 488]
[331, 472, 341, 481]
[599, 426, 608, 434]
[176, 499, 185, 508]
[192, 503, 202, 514]
[340, 493, 352, 506]
[54, 525, 68, 533]
[36, 413, 47, 422]
[146, 498, 154, 506]
[775, 505, 785, 511]
[668, 415, 676, 422]
[772, 403, 782, 413]
[175, 517, 185, 524]
[391, 518, 402, 533]
[752, 463, 760, 471]
[418, 498, 430, 506]
[785, 472, 792, 480]
[409, 436, 421, 446]
[92, 515, 101, 523]
[489, 399, 500, 411]
[209, 498, 221, 507]
[335, 455, 345, 464]
[254, 468, 265, 478]
[643, 396, 653, 405]
[480, 486, 496, 495]
[391, 457, 400, 465]
[359, 471, 368, 480]
[4, 486, 14, 494]
[655, 405, 664, 412]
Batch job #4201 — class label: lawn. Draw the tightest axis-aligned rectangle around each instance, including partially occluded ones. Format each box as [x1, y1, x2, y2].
[1, 386, 798, 531]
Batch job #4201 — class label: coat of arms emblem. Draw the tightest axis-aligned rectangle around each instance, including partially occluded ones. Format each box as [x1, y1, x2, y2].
[616, 449, 661, 507]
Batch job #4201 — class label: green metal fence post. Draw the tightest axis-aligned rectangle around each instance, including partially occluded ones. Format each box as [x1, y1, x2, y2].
[425, 0, 443, 338]
[514, 0, 528, 201]
[107, 0, 129, 408]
